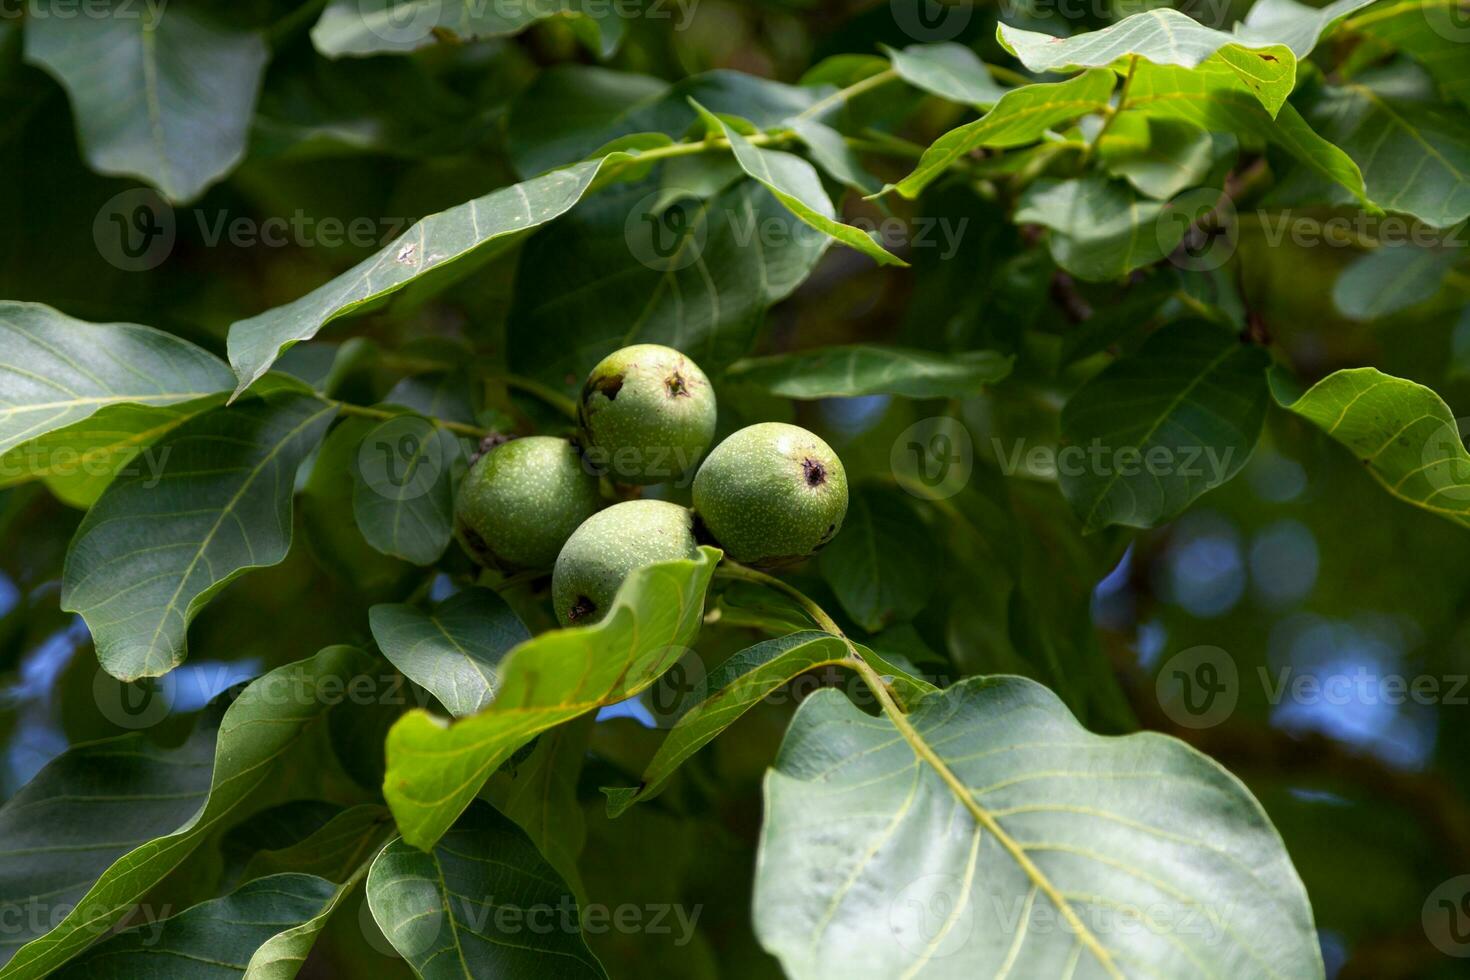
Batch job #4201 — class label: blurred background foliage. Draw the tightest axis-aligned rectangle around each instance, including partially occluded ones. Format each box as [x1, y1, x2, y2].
[3, 0, 1469, 977]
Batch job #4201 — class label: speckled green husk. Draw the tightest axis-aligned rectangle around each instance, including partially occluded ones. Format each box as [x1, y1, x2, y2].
[551, 499, 699, 626]
[453, 437, 604, 570]
[579, 344, 717, 486]
[693, 423, 848, 565]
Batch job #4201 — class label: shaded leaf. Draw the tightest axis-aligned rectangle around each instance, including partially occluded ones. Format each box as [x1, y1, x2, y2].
[1274, 365, 1470, 528]
[489, 716, 593, 895]
[1347, 0, 1470, 109]
[819, 485, 936, 632]
[726, 345, 1012, 399]
[369, 588, 531, 718]
[1098, 115, 1237, 200]
[368, 801, 605, 978]
[239, 804, 395, 884]
[384, 548, 720, 850]
[1059, 321, 1269, 531]
[1333, 242, 1466, 319]
[312, 0, 625, 59]
[754, 677, 1322, 978]
[0, 646, 374, 980]
[351, 416, 466, 566]
[62, 393, 337, 680]
[1015, 174, 1184, 281]
[24, 6, 266, 201]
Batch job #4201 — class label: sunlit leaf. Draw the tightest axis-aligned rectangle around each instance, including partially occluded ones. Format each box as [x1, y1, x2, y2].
[727, 345, 1012, 398]
[1015, 174, 1186, 281]
[312, 0, 625, 59]
[883, 42, 1006, 107]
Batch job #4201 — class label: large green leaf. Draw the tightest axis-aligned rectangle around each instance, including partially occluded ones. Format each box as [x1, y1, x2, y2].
[1234, 0, 1380, 56]
[487, 716, 593, 895]
[699, 106, 905, 267]
[51, 874, 339, 980]
[1274, 366, 1470, 528]
[1347, 0, 1470, 109]
[998, 10, 1296, 113]
[1122, 61, 1375, 209]
[226, 155, 635, 396]
[1014, 174, 1185, 282]
[351, 415, 467, 566]
[754, 677, 1323, 978]
[726, 345, 1012, 399]
[507, 177, 828, 385]
[819, 485, 936, 632]
[1333, 242, 1466, 319]
[883, 42, 1007, 107]
[0, 646, 374, 980]
[893, 70, 1117, 199]
[0, 731, 215, 970]
[604, 631, 850, 816]
[24, 5, 266, 202]
[238, 805, 394, 885]
[1059, 321, 1269, 531]
[367, 801, 605, 978]
[0, 302, 233, 457]
[369, 588, 531, 718]
[1098, 115, 1237, 201]
[62, 392, 337, 680]
[312, 0, 625, 59]
[384, 548, 721, 850]
[1296, 75, 1470, 228]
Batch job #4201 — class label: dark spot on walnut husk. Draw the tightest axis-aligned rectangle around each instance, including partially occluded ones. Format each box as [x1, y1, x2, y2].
[665, 372, 689, 397]
[802, 458, 827, 487]
[586, 372, 624, 402]
[568, 595, 597, 623]
[820, 523, 836, 541]
[470, 431, 514, 464]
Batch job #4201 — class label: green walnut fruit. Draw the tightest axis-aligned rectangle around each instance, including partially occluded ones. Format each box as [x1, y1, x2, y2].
[454, 436, 603, 570]
[693, 422, 848, 565]
[552, 499, 699, 626]
[579, 344, 717, 486]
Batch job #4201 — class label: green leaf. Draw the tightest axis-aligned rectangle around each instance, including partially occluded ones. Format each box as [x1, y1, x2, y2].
[1098, 115, 1237, 200]
[487, 715, 593, 896]
[1333, 242, 1466, 319]
[1295, 76, 1470, 228]
[893, 70, 1116, 199]
[1122, 61, 1375, 210]
[0, 302, 233, 457]
[754, 677, 1323, 979]
[1015, 174, 1185, 282]
[51, 873, 339, 980]
[24, 6, 266, 202]
[1274, 366, 1470, 527]
[507, 178, 828, 385]
[1347, 0, 1470, 109]
[1236, 0, 1381, 57]
[726, 345, 1013, 398]
[883, 43, 1007, 107]
[998, 10, 1297, 114]
[0, 731, 215, 970]
[238, 804, 395, 884]
[351, 415, 467, 566]
[1059, 320, 1269, 531]
[62, 392, 338, 680]
[384, 548, 720, 850]
[312, 0, 625, 59]
[819, 485, 936, 632]
[368, 800, 605, 978]
[787, 118, 881, 194]
[0, 645, 375, 980]
[604, 631, 850, 816]
[693, 102, 906, 267]
[226, 155, 635, 397]
[369, 588, 532, 718]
